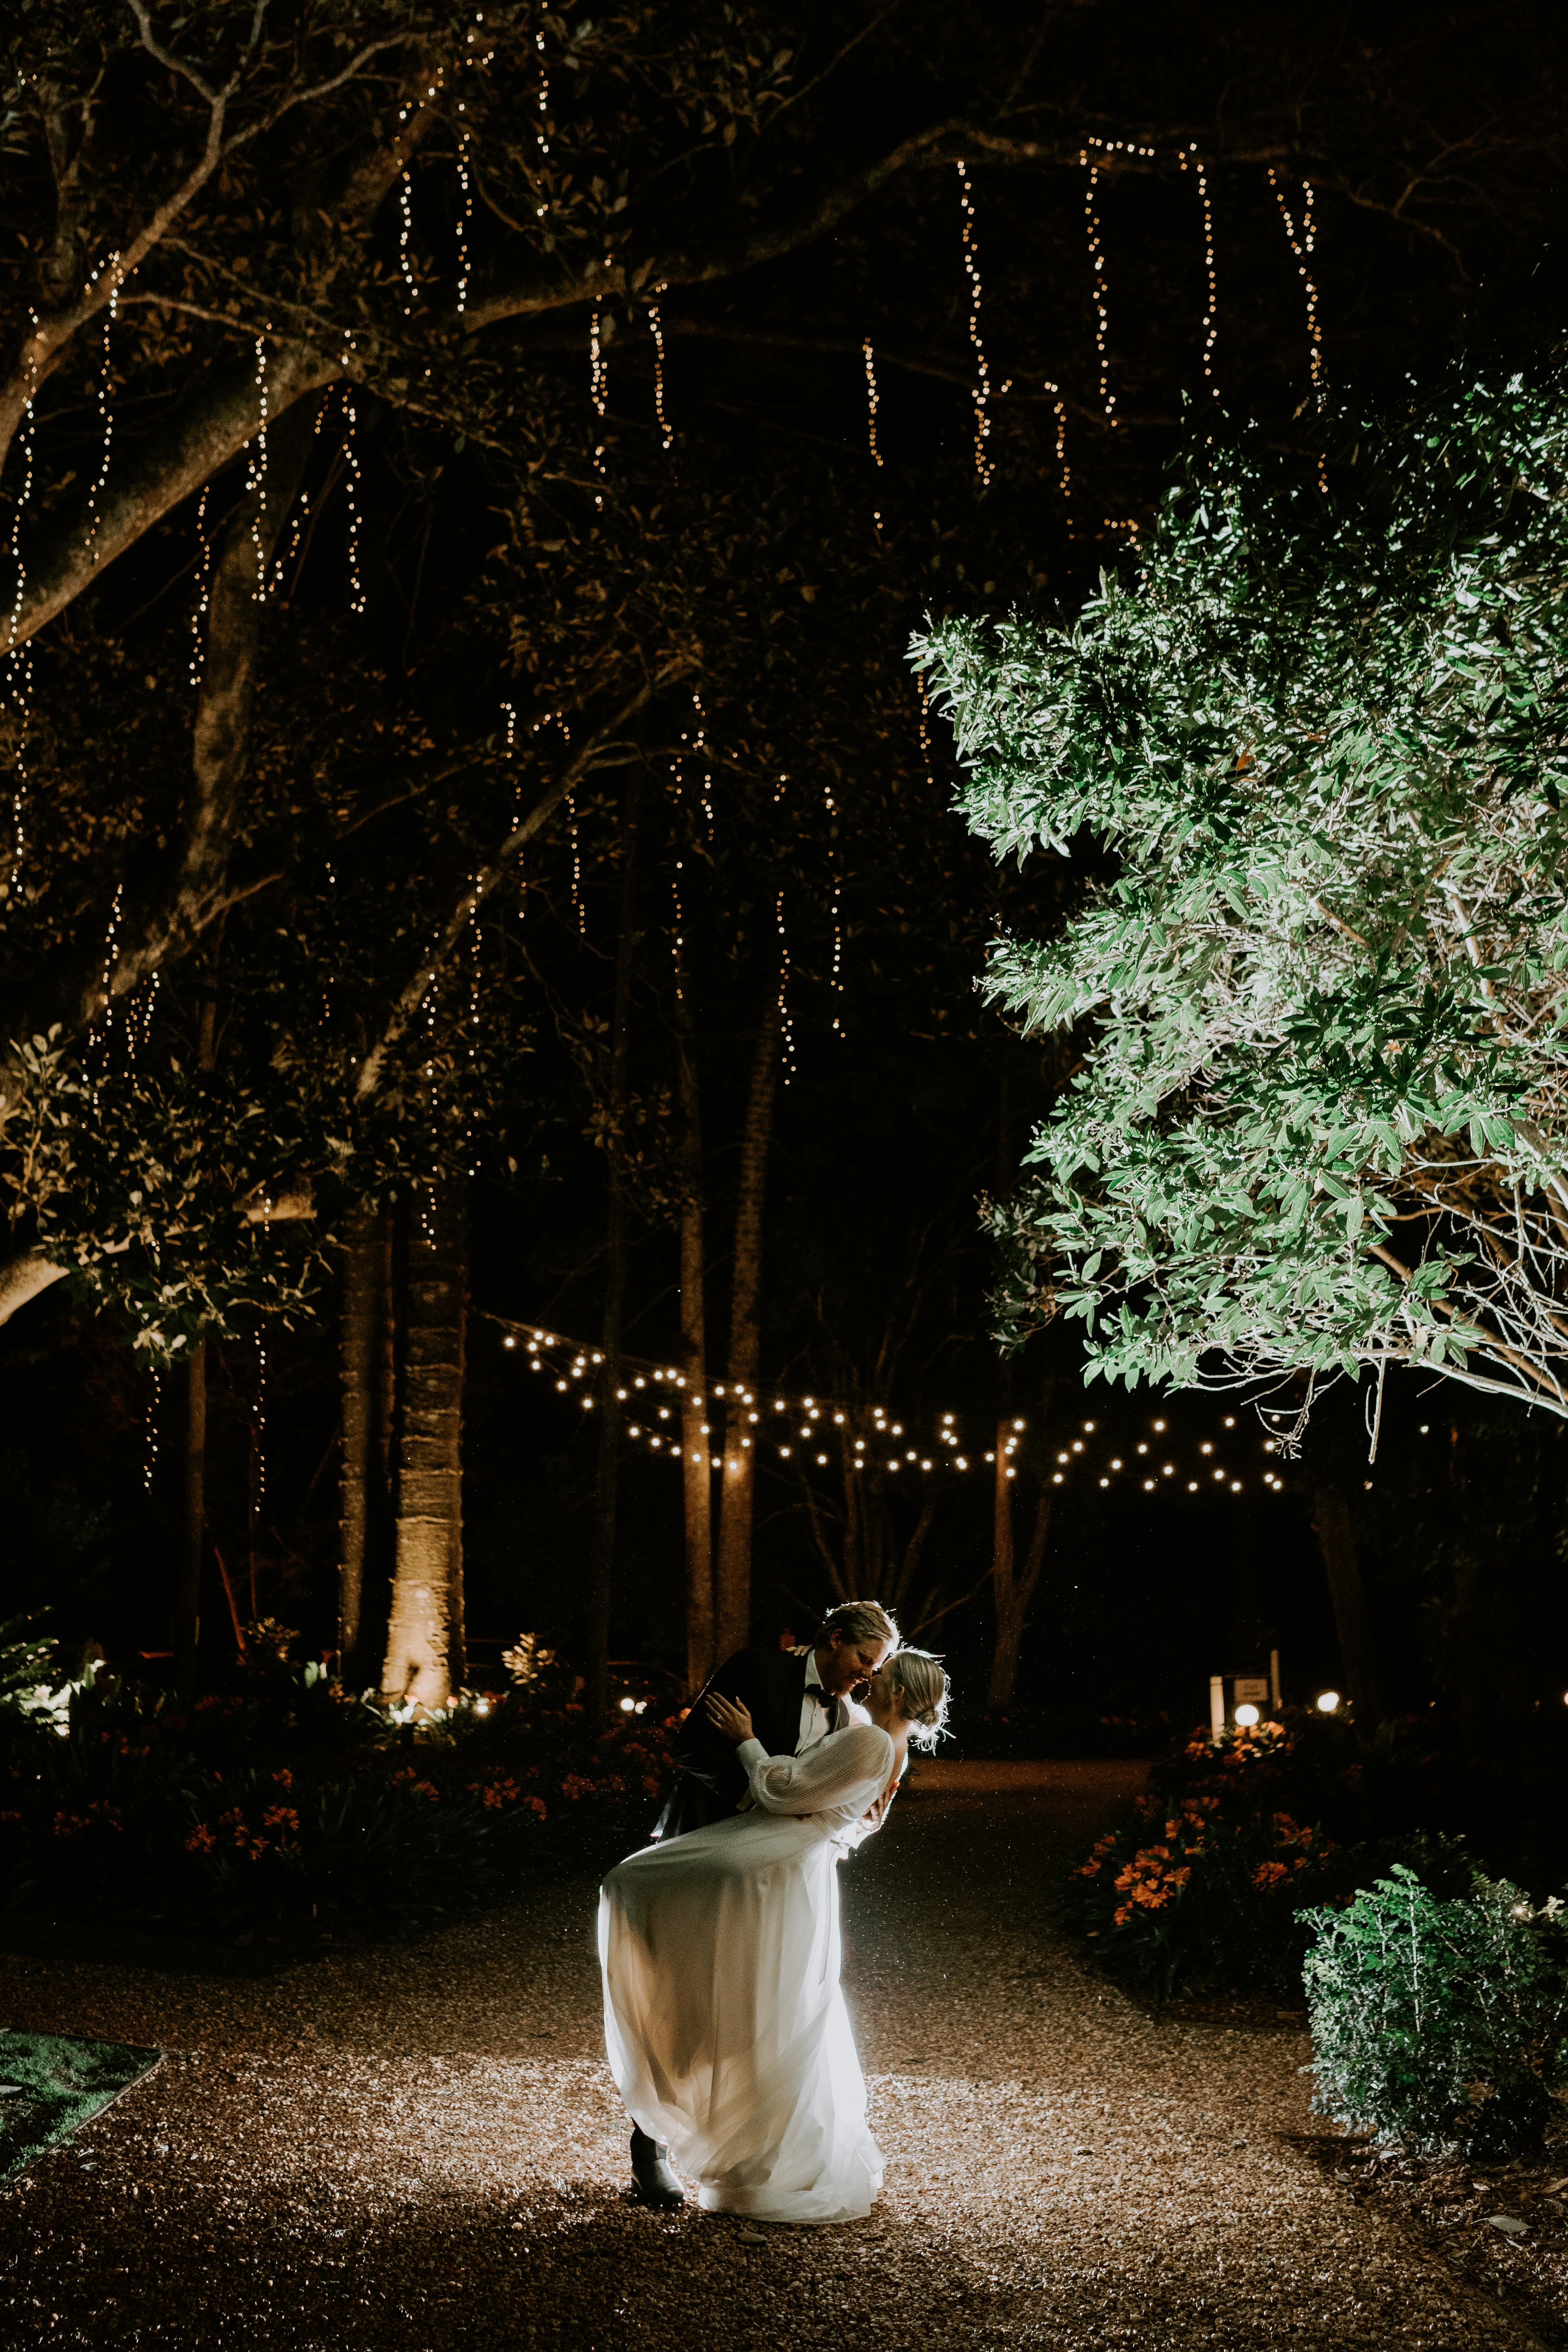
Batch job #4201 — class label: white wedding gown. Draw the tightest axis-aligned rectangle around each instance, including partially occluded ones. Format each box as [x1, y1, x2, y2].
[599, 1720, 894, 2225]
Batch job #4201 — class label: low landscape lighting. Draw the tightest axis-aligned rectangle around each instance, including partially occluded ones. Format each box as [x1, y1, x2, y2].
[619, 1696, 636, 1713]
[1316, 1690, 1341, 1714]
[1234, 1702, 1260, 1728]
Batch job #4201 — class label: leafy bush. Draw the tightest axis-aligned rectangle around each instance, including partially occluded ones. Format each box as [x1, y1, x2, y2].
[1061, 1715, 1472, 2000]
[0, 1662, 678, 1942]
[1301, 1866, 1568, 2159]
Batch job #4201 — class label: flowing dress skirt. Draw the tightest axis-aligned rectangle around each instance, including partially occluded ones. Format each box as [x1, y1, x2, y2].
[599, 1809, 884, 2224]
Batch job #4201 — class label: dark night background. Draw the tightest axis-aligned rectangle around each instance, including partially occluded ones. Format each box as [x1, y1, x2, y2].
[2, 0, 1567, 1751]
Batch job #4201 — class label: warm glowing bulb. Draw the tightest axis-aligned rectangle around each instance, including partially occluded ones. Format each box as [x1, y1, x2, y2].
[619, 1696, 635, 1713]
[1234, 1703, 1259, 1728]
[1316, 1690, 1341, 1714]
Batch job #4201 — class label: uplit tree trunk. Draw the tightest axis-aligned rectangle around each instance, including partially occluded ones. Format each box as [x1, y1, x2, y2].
[338, 1201, 395, 1679]
[382, 1178, 468, 1710]
[1311, 1481, 1387, 1727]
[587, 769, 643, 1720]
[673, 939, 714, 1695]
[714, 993, 781, 1662]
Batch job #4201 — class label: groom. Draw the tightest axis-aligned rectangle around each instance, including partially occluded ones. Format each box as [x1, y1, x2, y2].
[630, 1598, 899, 2208]
[653, 1598, 900, 1843]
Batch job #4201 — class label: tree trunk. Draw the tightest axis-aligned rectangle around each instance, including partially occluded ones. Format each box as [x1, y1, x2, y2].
[1311, 1481, 1387, 1726]
[382, 1177, 468, 1710]
[715, 993, 782, 1662]
[338, 1202, 395, 1678]
[174, 1333, 207, 1687]
[989, 1487, 1051, 1708]
[673, 939, 714, 1694]
[587, 768, 643, 1721]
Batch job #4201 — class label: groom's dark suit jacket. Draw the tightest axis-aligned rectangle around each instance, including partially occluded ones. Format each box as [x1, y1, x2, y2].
[654, 1646, 846, 1841]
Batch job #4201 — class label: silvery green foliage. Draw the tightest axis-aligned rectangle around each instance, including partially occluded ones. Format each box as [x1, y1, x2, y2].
[918, 374, 1568, 1413]
[1300, 1866, 1568, 2158]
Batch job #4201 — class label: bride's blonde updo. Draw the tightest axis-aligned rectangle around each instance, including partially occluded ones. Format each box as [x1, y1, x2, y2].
[889, 1648, 949, 1752]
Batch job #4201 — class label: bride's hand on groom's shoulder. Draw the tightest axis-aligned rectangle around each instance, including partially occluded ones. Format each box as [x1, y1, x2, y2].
[704, 1690, 753, 1746]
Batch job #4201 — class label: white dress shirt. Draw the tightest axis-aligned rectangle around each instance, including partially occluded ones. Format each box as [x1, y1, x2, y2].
[795, 1649, 870, 1753]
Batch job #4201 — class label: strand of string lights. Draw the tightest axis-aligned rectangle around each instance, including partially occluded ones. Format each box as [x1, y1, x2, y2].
[466, 875, 481, 1175]
[692, 688, 714, 837]
[187, 486, 212, 688]
[775, 893, 796, 1086]
[1267, 168, 1327, 491]
[534, 7, 551, 214]
[342, 383, 366, 616]
[91, 882, 124, 1102]
[648, 302, 673, 450]
[398, 171, 419, 316]
[256, 1337, 268, 1507]
[247, 332, 271, 599]
[143, 1369, 161, 1491]
[915, 672, 935, 789]
[1179, 145, 1220, 411]
[1081, 158, 1115, 421]
[268, 489, 310, 601]
[83, 252, 122, 561]
[5, 328, 37, 862]
[954, 163, 993, 487]
[823, 778, 845, 1036]
[862, 335, 883, 472]
[455, 125, 472, 315]
[1042, 380, 1074, 537]
[488, 1316, 1285, 1491]
[589, 284, 609, 508]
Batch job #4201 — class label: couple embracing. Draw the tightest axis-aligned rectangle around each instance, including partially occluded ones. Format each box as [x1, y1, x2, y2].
[598, 1600, 948, 2227]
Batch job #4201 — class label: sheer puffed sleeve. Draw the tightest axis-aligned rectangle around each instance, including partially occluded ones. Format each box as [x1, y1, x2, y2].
[740, 1723, 894, 1818]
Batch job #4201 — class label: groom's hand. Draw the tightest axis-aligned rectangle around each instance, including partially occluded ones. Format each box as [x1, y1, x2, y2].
[704, 1691, 754, 1746]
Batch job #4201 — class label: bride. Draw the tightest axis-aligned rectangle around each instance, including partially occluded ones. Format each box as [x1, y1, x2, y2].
[598, 1648, 948, 2225]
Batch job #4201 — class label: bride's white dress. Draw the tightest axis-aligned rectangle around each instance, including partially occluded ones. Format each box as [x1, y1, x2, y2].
[599, 1720, 894, 2225]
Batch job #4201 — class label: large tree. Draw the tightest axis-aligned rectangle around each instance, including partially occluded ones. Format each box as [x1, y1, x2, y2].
[921, 365, 1568, 1422]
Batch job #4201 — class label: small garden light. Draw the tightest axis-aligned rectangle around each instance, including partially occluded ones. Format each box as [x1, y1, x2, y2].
[619, 1696, 636, 1713]
[1316, 1689, 1341, 1713]
[1234, 1702, 1260, 1728]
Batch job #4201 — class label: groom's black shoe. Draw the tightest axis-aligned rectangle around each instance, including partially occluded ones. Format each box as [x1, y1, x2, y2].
[630, 2126, 685, 2209]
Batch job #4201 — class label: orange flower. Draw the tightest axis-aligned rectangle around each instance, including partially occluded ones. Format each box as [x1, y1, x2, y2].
[1252, 1860, 1290, 1891]
[185, 1824, 216, 1853]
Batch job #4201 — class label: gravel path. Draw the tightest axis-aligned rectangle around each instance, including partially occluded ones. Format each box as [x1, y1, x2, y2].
[0, 1760, 1542, 2350]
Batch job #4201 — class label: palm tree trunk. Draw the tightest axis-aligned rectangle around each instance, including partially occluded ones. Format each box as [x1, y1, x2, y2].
[673, 940, 713, 1694]
[382, 1177, 468, 1710]
[714, 992, 781, 1661]
[337, 1202, 395, 1675]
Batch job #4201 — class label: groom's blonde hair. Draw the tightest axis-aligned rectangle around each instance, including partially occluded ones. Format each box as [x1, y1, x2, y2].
[815, 1599, 900, 1652]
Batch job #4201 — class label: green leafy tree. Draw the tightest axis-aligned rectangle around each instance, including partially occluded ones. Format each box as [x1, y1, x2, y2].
[921, 368, 1568, 1420]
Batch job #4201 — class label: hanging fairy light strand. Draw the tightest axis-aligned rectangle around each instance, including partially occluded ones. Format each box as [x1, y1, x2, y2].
[397, 171, 420, 315]
[589, 285, 609, 507]
[954, 162, 993, 486]
[1081, 157, 1115, 420]
[648, 301, 673, 450]
[823, 778, 845, 1036]
[1267, 167, 1327, 492]
[691, 688, 713, 837]
[5, 329, 37, 862]
[256, 1336, 268, 1506]
[1042, 379, 1073, 537]
[143, 1369, 161, 1492]
[342, 383, 366, 616]
[83, 252, 122, 561]
[775, 891, 796, 1086]
[1178, 145, 1220, 408]
[488, 1315, 1284, 1493]
[862, 337, 883, 469]
[454, 125, 473, 315]
[246, 331, 272, 599]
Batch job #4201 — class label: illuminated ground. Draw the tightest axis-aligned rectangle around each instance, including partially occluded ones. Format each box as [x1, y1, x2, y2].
[0, 1761, 1540, 2349]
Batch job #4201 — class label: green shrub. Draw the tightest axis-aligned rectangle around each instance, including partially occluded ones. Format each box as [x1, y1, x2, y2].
[1300, 1865, 1568, 2159]
[0, 1664, 679, 1941]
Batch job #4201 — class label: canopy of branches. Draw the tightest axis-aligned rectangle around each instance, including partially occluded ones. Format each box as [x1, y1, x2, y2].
[921, 367, 1568, 1419]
